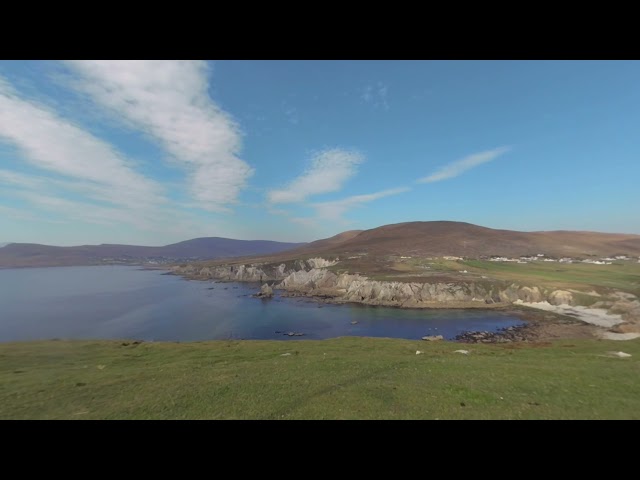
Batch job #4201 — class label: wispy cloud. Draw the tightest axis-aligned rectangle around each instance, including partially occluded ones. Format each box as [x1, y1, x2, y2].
[267, 148, 364, 204]
[287, 187, 409, 228]
[0, 78, 164, 210]
[62, 60, 253, 211]
[312, 187, 410, 222]
[6, 188, 221, 240]
[362, 86, 373, 103]
[290, 217, 318, 228]
[266, 207, 291, 216]
[0, 204, 67, 224]
[418, 146, 511, 183]
[0, 75, 223, 240]
[16, 192, 140, 227]
[284, 106, 299, 125]
[0, 169, 41, 189]
[361, 82, 389, 110]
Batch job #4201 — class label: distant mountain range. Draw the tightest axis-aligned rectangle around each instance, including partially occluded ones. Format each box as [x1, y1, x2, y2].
[3, 221, 640, 269]
[0, 237, 306, 268]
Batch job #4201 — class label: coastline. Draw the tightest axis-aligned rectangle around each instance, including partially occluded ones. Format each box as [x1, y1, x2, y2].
[0, 262, 628, 344]
[174, 268, 600, 344]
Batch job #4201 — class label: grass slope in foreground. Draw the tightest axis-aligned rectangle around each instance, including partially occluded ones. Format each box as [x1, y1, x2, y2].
[2, 337, 639, 419]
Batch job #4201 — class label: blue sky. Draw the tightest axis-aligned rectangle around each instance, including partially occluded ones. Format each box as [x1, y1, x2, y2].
[0, 60, 639, 246]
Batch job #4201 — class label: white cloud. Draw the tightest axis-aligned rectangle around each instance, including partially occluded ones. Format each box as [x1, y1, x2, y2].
[0, 204, 66, 224]
[16, 192, 138, 227]
[377, 83, 389, 110]
[284, 106, 299, 125]
[62, 60, 253, 211]
[362, 85, 373, 103]
[0, 169, 41, 189]
[267, 148, 364, 204]
[312, 187, 410, 222]
[0, 79, 164, 209]
[0, 76, 223, 240]
[361, 82, 389, 110]
[9, 189, 219, 240]
[290, 217, 318, 228]
[418, 146, 511, 183]
[266, 207, 291, 216]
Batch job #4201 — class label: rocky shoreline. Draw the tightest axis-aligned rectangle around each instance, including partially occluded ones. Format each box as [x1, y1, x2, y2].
[171, 259, 580, 308]
[455, 324, 535, 343]
[170, 257, 640, 343]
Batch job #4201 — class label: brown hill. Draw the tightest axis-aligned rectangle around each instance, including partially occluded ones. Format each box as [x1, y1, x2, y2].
[288, 221, 640, 259]
[288, 230, 363, 254]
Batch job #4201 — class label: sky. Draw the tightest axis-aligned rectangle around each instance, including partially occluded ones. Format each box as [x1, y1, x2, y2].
[0, 60, 639, 246]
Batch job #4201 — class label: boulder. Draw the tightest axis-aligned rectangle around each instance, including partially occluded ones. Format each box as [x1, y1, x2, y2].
[610, 322, 640, 334]
[608, 351, 632, 358]
[518, 286, 543, 303]
[422, 335, 444, 341]
[257, 283, 273, 298]
[548, 290, 574, 306]
[609, 300, 640, 315]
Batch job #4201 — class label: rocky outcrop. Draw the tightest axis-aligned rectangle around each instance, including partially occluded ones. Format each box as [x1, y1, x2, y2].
[616, 301, 640, 327]
[278, 268, 338, 289]
[596, 297, 640, 327]
[548, 290, 574, 306]
[609, 300, 640, 315]
[455, 324, 533, 343]
[610, 322, 640, 334]
[174, 263, 286, 282]
[274, 270, 551, 308]
[341, 279, 481, 305]
[255, 283, 273, 298]
[498, 285, 543, 303]
[422, 335, 443, 341]
[306, 257, 339, 269]
[172, 257, 340, 283]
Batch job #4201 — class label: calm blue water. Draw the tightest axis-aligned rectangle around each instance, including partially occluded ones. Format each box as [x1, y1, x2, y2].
[0, 266, 524, 342]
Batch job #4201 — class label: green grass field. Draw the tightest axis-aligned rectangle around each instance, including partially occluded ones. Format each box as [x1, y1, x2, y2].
[461, 260, 640, 295]
[356, 256, 640, 298]
[2, 337, 639, 419]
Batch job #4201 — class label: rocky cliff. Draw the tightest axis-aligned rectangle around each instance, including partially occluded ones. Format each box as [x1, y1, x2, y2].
[275, 268, 552, 307]
[172, 258, 563, 308]
[172, 258, 334, 283]
[171, 257, 640, 334]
